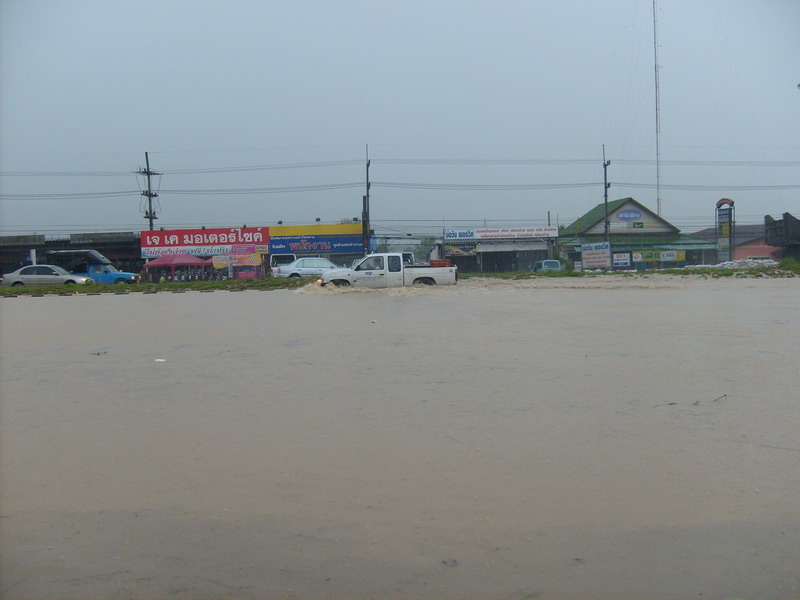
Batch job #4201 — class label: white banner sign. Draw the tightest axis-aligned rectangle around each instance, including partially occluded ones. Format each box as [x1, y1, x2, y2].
[581, 241, 611, 269]
[445, 227, 558, 241]
[613, 252, 631, 267]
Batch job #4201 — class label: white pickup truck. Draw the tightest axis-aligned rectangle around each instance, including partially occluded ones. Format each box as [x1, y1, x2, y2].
[318, 253, 458, 288]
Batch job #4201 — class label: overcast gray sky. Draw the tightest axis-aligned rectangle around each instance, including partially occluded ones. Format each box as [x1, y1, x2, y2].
[1, 0, 798, 236]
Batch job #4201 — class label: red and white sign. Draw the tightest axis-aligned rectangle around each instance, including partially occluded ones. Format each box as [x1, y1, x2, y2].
[474, 227, 558, 239]
[141, 227, 268, 257]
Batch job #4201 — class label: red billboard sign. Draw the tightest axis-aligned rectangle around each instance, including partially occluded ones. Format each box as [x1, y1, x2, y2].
[141, 227, 269, 257]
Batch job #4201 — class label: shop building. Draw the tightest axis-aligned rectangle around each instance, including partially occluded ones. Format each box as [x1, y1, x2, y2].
[443, 226, 559, 273]
[558, 198, 716, 269]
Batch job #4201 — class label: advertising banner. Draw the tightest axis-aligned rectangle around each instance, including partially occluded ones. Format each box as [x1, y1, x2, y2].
[142, 224, 363, 258]
[141, 227, 268, 258]
[269, 224, 363, 255]
[444, 226, 558, 241]
[269, 235, 363, 254]
[631, 250, 686, 262]
[443, 244, 477, 257]
[211, 253, 261, 268]
[613, 252, 631, 267]
[581, 241, 611, 269]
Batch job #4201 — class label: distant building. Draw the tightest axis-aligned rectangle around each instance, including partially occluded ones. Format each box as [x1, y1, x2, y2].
[442, 225, 558, 273]
[0, 231, 144, 275]
[764, 213, 800, 261]
[691, 223, 781, 261]
[558, 197, 716, 269]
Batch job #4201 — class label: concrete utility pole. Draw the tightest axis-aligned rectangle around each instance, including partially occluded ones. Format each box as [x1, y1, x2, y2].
[138, 152, 160, 230]
[362, 144, 371, 255]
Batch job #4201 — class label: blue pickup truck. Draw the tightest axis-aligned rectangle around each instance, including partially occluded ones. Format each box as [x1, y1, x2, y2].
[46, 249, 140, 284]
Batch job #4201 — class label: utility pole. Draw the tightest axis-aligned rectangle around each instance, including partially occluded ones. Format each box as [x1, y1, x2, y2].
[362, 144, 371, 255]
[603, 145, 611, 244]
[138, 152, 160, 230]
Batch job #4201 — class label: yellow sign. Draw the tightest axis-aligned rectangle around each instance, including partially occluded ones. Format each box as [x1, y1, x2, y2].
[632, 250, 686, 262]
[270, 223, 361, 236]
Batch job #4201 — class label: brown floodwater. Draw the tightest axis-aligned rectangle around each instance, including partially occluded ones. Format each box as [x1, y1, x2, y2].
[1, 276, 798, 599]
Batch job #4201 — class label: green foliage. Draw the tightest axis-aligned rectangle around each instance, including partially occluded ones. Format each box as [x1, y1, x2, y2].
[779, 257, 800, 274]
[0, 277, 310, 296]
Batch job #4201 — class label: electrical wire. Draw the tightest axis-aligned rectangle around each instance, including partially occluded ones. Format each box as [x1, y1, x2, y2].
[161, 160, 364, 175]
[159, 183, 363, 195]
[0, 191, 140, 200]
[372, 182, 601, 190]
[616, 182, 800, 190]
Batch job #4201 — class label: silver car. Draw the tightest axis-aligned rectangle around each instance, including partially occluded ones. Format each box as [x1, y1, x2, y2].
[271, 257, 340, 278]
[1, 264, 95, 286]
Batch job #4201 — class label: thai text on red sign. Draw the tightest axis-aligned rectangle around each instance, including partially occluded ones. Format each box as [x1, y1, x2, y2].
[141, 227, 269, 248]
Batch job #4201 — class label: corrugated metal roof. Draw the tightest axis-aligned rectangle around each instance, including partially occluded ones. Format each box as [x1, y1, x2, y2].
[691, 224, 766, 246]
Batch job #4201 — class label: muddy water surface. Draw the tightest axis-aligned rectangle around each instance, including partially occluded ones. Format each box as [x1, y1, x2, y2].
[1, 277, 798, 599]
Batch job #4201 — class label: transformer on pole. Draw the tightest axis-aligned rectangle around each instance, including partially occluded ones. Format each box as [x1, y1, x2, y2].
[138, 152, 160, 231]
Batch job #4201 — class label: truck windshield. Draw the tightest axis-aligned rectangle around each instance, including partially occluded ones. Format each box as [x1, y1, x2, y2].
[357, 256, 383, 270]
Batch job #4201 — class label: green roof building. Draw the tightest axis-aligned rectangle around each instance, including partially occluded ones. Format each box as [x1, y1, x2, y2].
[558, 198, 717, 268]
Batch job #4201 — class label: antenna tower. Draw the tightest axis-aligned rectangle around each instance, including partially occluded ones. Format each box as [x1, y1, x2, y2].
[652, 0, 662, 216]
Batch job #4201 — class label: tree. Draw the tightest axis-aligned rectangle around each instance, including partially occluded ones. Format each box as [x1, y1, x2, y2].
[403, 237, 438, 261]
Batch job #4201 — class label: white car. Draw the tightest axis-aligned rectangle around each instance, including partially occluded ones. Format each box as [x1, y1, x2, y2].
[271, 257, 340, 278]
[1, 264, 95, 286]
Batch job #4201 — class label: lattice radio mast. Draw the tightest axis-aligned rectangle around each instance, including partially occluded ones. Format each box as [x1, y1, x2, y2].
[653, 0, 662, 216]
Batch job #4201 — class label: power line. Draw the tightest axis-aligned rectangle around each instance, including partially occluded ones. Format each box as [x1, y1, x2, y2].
[616, 182, 800, 191]
[3, 179, 797, 200]
[614, 159, 800, 167]
[371, 158, 598, 165]
[161, 159, 363, 175]
[159, 183, 363, 195]
[2, 158, 797, 177]
[373, 182, 601, 191]
[0, 191, 139, 200]
[0, 171, 135, 177]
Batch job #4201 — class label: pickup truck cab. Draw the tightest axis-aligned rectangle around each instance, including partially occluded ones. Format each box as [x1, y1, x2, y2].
[319, 253, 457, 288]
[46, 249, 139, 284]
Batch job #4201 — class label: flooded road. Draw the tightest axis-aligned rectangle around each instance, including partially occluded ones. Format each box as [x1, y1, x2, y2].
[1, 276, 798, 599]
